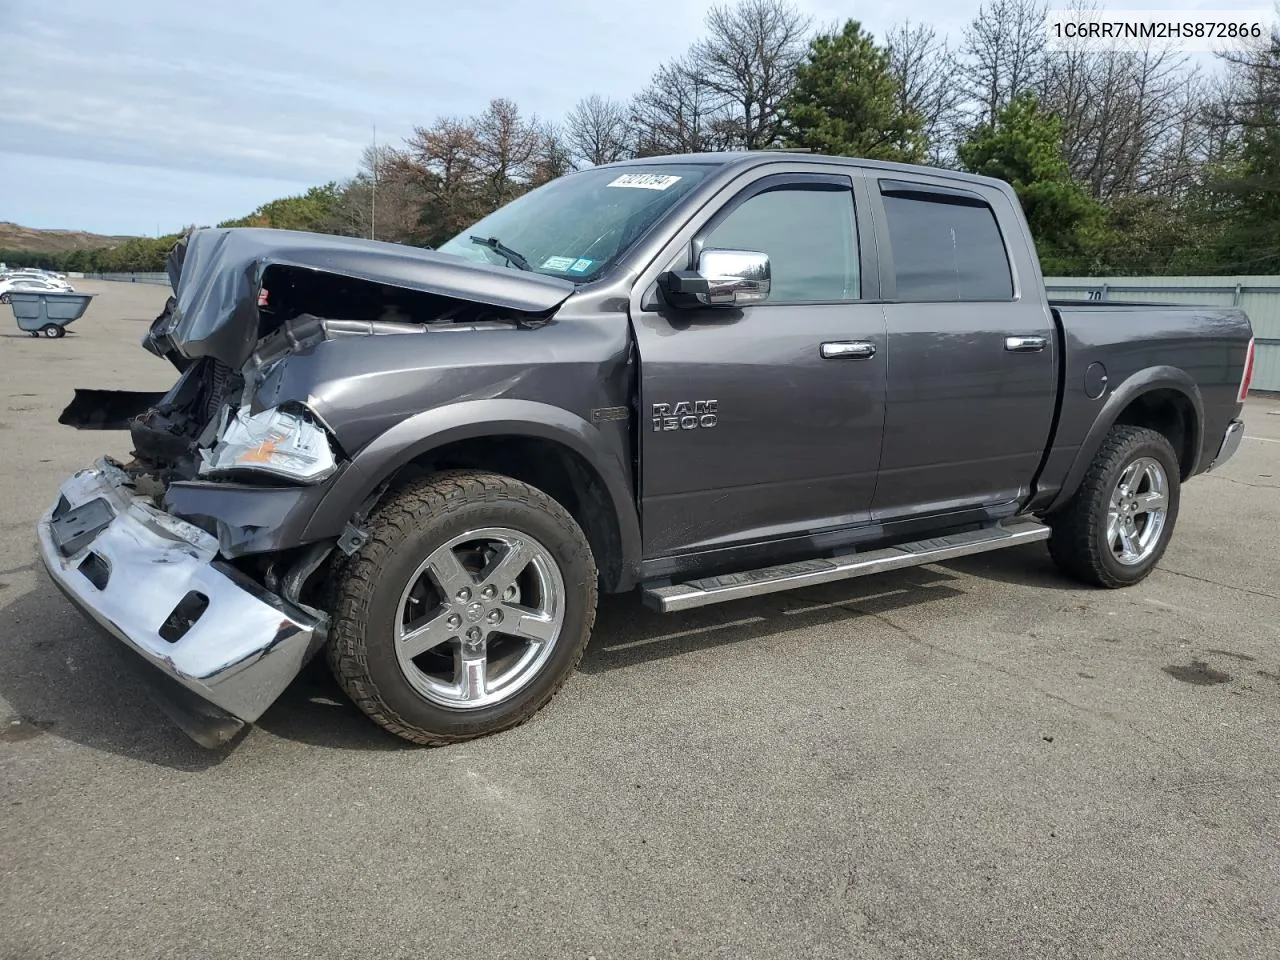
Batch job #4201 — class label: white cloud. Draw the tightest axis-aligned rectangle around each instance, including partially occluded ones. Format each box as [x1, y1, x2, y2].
[0, 0, 1241, 231]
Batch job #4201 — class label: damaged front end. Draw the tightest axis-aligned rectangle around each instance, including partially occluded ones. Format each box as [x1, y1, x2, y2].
[38, 227, 575, 746]
[38, 458, 327, 747]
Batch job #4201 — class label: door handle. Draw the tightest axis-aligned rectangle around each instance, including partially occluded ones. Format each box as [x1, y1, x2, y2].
[821, 341, 877, 360]
[1005, 335, 1048, 353]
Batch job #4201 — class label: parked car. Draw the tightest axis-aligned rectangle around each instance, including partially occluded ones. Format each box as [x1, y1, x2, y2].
[39, 152, 1256, 748]
[10, 267, 68, 282]
[0, 274, 73, 303]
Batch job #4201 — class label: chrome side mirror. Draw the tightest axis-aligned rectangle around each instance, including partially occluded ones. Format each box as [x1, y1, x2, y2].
[695, 249, 771, 306]
[659, 248, 772, 308]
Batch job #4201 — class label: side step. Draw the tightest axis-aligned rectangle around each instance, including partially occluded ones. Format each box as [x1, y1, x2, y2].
[641, 519, 1051, 613]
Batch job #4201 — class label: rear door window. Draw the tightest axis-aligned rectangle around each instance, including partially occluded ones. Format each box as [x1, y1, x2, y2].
[879, 185, 1013, 302]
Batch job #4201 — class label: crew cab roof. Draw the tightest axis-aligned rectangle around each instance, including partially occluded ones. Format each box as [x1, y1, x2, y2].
[595, 151, 1017, 195]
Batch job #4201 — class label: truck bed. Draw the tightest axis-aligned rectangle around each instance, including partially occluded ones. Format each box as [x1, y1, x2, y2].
[1039, 299, 1253, 511]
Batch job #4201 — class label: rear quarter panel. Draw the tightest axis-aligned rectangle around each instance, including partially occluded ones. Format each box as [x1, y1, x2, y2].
[1037, 303, 1252, 510]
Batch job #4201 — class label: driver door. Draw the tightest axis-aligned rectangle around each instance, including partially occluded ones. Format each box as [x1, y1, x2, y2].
[631, 171, 888, 562]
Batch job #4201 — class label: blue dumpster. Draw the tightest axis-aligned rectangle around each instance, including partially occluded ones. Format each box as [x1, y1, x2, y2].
[9, 291, 95, 338]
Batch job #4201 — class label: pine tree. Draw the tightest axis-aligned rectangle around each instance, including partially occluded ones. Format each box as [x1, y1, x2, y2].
[959, 94, 1104, 273]
[781, 20, 926, 162]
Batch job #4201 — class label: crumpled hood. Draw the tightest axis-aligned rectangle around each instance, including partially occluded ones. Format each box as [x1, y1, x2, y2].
[148, 227, 577, 369]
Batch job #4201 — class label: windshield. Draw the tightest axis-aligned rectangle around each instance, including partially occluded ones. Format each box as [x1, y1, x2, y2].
[436, 165, 712, 282]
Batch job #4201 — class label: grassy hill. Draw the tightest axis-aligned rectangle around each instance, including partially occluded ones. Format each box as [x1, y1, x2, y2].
[0, 222, 135, 254]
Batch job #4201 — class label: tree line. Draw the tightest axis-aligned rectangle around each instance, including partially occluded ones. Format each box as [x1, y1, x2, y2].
[9, 0, 1279, 276]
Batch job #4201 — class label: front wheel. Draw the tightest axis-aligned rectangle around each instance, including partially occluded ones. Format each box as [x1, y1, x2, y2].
[327, 470, 598, 745]
[1047, 425, 1181, 588]
[41, 323, 64, 339]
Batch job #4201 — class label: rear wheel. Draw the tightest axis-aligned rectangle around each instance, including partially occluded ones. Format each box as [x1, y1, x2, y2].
[1047, 425, 1180, 587]
[327, 470, 597, 745]
[41, 323, 63, 339]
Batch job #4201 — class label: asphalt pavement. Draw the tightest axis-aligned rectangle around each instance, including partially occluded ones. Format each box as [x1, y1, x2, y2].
[2, 280, 1278, 959]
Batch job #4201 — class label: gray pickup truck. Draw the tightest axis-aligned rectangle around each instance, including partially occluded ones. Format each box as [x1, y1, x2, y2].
[39, 152, 1256, 748]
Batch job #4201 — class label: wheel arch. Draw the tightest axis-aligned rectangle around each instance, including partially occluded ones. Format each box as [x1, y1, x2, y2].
[1046, 366, 1203, 514]
[304, 399, 641, 592]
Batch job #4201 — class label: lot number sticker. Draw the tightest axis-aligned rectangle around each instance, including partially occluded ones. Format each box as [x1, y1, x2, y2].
[607, 173, 682, 190]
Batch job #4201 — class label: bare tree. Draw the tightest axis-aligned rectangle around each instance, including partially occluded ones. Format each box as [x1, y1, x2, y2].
[886, 20, 965, 164]
[1040, 36, 1200, 200]
[962, 0, 1049, 127]
[960, 0, 1214, 201]
[1109, 48, 1200, 196]
[630, 59, 725, 155]
[329, 143, 422, 242]
[565, 95, 632, 167]
[1209, 6, 1280, 132]
[689, 0, 812, 148]
[531, 122, 575, 186]
[472, 98, 545, 207]
[1152, 74, 1219, 195]
[399, 116, 485, 244]
[402, 117, 479, 189]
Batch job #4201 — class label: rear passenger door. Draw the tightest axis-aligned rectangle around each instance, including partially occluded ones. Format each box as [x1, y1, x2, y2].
[868, 176, 1058, 520]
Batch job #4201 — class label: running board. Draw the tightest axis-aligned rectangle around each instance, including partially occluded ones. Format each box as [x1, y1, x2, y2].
[642, 519, 1051, 613]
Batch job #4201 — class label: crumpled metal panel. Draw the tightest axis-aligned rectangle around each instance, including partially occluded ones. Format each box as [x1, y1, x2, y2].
[153, 227, 577, 369]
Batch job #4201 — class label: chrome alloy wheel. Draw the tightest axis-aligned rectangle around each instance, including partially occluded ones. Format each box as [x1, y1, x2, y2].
[394, 527, 565, 709]
[1107, 457, 1169, 566]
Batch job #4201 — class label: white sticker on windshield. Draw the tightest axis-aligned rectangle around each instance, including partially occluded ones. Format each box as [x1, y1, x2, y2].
[541, 256, 577, 271]
[607, 173, 682, 190]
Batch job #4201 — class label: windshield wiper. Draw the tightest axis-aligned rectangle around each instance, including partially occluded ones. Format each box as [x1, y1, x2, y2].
[469, 235, 533, 272]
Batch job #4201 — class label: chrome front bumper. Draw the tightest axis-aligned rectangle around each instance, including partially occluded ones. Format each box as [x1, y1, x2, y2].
[37, 459, 323, 745]
[1208, 419, 1245, 471]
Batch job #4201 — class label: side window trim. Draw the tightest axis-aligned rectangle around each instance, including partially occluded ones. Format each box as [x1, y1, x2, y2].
[850, 171, 886, 302]
[878, 178, 988, 204]
[863, 175, 898, 302]
[691, 172, 868, 306]
[871, 175, 1017, 304]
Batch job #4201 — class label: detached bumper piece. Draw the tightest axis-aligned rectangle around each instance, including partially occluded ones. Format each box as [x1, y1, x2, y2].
[37, 459, 323, 747]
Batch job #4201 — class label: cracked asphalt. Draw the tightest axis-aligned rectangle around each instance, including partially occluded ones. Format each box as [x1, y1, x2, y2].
[2, 281, 1278, 959]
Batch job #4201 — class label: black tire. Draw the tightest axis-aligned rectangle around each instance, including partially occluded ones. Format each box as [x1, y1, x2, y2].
[327, 469, 597, 745]
[41, 323, 62, 339]
[1047, 425, 1181, 588]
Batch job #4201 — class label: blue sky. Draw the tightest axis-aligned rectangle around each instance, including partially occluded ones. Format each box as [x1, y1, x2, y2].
[0, 0, 1240, 235]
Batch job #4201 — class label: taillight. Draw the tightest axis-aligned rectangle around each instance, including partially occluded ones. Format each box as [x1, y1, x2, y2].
[1238, 337, 1255, 402]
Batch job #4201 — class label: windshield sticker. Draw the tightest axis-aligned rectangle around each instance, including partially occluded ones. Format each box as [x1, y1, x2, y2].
[540, 256, 577, 271]
[607, 173, 682, 190]
[568, 258, 594, 273]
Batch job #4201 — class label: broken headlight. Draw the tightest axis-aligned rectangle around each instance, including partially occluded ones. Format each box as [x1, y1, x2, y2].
[198, 405, 337, 483]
